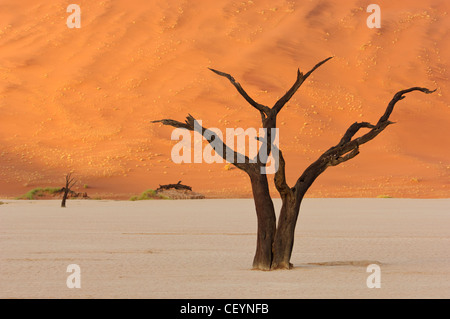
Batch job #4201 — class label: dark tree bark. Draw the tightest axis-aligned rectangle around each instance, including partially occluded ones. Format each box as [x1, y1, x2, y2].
[153, 58, 435, 270]
[248, 169, 276, 270]
[61, 173, 76, 208]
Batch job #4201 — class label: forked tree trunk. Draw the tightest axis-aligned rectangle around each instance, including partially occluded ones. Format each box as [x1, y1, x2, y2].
[271, 160, 327, 269]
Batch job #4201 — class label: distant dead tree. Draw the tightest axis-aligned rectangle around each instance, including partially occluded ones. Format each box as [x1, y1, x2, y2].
[157, 181, 192, 191]
[61, 173, 76, 208]
[153, 57, 435, 270]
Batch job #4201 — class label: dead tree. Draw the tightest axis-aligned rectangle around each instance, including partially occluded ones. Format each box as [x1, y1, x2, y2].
[157, 181, 192, 191]
[153, 57, 435, 270]
[61, 173, 76, 208]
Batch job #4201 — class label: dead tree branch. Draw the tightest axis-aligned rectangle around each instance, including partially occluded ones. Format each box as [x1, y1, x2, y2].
[294, 87, 435, 194]
[152, 114, 255, 172]
[272, 57, 333, 115]
[208, 68, 271, 121]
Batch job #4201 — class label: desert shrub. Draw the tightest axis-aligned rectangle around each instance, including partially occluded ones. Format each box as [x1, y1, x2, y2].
[377, 195, 393, 198]
[16, 187, 61, 200]
[129, 189, 167, 201]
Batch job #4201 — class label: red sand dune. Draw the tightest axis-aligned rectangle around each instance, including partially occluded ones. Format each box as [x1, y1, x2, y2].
[0, 0, 448, 199]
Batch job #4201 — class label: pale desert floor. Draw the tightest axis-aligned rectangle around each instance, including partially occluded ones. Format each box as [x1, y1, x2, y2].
[0, 198, 449, 299]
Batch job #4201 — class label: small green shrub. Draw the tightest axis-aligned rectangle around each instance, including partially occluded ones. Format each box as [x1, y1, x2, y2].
[129, 189, 166, 201]
[16, 187, 61, 200]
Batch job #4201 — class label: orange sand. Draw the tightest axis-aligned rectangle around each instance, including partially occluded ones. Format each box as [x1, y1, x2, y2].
[0, 0, 449, 199]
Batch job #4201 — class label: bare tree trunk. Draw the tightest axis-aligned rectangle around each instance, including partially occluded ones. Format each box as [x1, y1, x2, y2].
[61, 188, 69, 208]
[271, 181, 315, 269]
[271, 199, 300, 269]
[249, 172, 276, 270]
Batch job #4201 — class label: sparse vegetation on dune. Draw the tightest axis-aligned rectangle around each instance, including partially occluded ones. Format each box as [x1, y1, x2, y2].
[16, 187, 61, 200]
[130, 189, 168, 201]
[15, 180, 89, 201]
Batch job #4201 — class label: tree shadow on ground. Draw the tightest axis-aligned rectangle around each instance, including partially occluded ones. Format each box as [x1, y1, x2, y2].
[294, 260, 383, 269]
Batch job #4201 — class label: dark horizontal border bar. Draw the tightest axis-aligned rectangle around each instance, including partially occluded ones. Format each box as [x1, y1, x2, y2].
[0, 299, 443, 318]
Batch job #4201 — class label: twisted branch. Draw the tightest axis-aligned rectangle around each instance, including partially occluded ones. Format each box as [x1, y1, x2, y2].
[152, 115, 254, 172]
[272, 57, 333, 115]
[294, 87, 435, 193]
